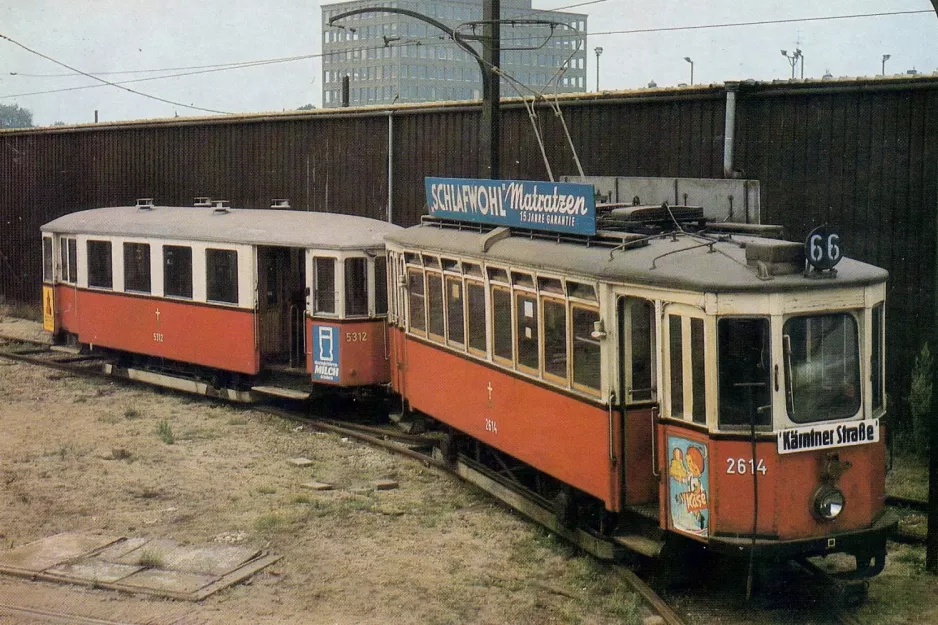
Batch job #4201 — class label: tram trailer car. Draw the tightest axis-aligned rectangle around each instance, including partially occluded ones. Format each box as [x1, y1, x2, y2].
[40, 200, 401, 399]
[386, 177, 896, 576]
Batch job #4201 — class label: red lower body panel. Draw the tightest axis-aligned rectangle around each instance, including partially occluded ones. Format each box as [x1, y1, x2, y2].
[391, 328, 618, 509]
[307, 318, 390, 386]
[57, 287, 259, 374]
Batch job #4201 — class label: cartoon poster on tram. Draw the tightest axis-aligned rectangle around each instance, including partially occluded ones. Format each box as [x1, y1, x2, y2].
[667, 436, 710, 538]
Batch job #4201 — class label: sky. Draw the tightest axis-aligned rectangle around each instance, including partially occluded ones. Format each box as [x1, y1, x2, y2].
[0, 0, 935, 127]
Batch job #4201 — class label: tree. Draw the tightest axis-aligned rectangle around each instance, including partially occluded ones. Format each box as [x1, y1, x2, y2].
[297, 104, 316, 111]
[0, 104, 33, 129]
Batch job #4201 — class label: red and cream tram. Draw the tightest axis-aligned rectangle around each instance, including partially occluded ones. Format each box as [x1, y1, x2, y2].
[386, 177, 895, 575]
[41, 199, 400, 399]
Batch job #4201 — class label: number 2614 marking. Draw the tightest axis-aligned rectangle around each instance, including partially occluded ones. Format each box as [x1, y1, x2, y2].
[725, 457, 767, 475]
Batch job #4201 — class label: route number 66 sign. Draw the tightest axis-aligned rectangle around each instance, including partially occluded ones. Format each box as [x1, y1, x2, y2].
[805, 226, 843, 271]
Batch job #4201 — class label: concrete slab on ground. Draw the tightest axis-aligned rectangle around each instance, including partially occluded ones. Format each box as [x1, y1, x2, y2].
[0, 531, 280, 601]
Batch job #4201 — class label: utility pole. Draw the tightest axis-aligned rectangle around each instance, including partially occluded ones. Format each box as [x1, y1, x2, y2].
[481, 0, 500, 179]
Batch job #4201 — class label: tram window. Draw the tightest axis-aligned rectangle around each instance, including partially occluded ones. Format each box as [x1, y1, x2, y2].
[872, 304, 884, 412]
[567, 281, 596, 301]
[669, 315, 684, 417]
[464, 263, 483, 278]
[123, 243, 151, 293]
[783, 313, 861, 423]
[691, 319, 705, 424]
[42, 238, 53, 282]
[408, 270, 426, 333]
[487, 267, 509, 283]
[441, 258, 459, 272]
[163, 245, 192, 299]
[718, 318, 771, 428]
[538, 277, 564, 295]
[206, 249, 238, 304]
[492, 286, 513, 362]
[60, 238, 77, 284]
[543, 298, 568, 381]
[314, 258, 336, 314]
[445, 277, 465, 346]
[405, 252, 421, 266]
[87, 240, 113, 289]
[375, 256, 388, 315]
[467, 281, 486, 354]
[511, 271, 535, 289]
[572, 306, 601, 393]
[516, 293, 539, 372]
[628, 299, 656, 402]
[345, 258, 368, 316]
[423, 255, 441, 270]
[427, 272, 444, 339]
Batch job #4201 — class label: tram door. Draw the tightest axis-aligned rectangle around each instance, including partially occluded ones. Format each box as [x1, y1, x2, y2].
[617, 296, 659, 508]
[257, 246, 307, 367]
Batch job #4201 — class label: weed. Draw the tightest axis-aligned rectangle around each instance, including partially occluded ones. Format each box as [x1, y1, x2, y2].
[227, 416, 248, 426]
[907, 343, 933, 455]
[111, 448, 132, 461]
[136, 548, 165, 569]
[124, 407, 140, 419]
[256, 486, 277, 495]
[97, 414, 120, 425]
[156, 420, 175, 445]
[254, 513, 287, 534]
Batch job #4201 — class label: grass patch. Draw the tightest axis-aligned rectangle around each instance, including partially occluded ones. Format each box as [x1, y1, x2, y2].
[254, 513, 287, 534]
[887, 453, 928, 501]
[227, 416, 249, 426]
[292, 494, 312, 505]
[136, 548, 165, 569]
[256, 485, 277, 495]
[124, 407, 140, 419]
[155, 420, 175, 445]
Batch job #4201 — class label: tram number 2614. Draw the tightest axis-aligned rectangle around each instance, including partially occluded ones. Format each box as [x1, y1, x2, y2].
[725, 457, 767, 475]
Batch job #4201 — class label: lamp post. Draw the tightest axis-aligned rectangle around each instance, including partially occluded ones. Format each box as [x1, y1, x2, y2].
[781, 49, 802, 79]
[882, 54, 891, 75]
[594, 46, 603, 91]
[683, 56, 694, 85]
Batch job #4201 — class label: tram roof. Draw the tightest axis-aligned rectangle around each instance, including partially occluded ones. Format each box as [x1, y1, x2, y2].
[41, 205, 400, 250]
[385, 225, 888, 293]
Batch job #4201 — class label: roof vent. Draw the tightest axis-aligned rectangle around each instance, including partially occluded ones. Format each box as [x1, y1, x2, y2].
[212, 200, 230, 214]
[271, 198, 291, 209]
[135, 198, 154, 210]
[194, 196, 212, 207]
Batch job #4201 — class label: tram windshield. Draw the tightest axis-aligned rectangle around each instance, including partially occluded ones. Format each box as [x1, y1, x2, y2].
[783, 313, 861, 423]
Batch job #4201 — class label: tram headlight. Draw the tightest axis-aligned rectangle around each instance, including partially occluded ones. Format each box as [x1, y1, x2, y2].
[812, 484, 846, 521]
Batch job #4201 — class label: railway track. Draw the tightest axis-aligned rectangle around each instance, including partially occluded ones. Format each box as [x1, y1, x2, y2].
[0, 336, 689, 625]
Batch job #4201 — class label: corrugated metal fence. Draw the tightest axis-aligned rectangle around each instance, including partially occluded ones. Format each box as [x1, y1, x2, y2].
[1, 77, 936, 413]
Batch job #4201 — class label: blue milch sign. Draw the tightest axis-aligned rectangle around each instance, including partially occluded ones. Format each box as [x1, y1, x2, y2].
[425, 177, 597, 236]
[312, 324, 340, 383]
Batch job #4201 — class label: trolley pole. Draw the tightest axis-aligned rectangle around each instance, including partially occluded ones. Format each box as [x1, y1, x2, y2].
[929, 112, 938, 574]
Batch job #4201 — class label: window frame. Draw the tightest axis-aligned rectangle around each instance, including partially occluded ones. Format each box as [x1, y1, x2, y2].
[123, 242, 152, 294]
[42, 237, 53, 282]
[425, 270, 445, 342]
[205, 247, 239, 305]
[444, 274, 466, 348]
[344, 256, 369, 317]
[541, 295, 569, 385]
[571, 303, 602, 397]
[163, 244, 193, 300]
[664, 305, 709, 426]
[407, 267, 427, 336]
[491, 283, 514, 366]
[60, 237, 78, 284]
[86, 239, 113, 290]
[313, 256, 338, 316]
[466, 279, 487, 357]
[514, 290, 540, 375]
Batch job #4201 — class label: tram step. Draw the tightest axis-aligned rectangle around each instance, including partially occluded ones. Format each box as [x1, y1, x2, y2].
[251, 385, 310, 400]
[611, 534, 665, 558]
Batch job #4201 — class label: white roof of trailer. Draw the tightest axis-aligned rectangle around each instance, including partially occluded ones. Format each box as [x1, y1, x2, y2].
[41, 205, 400, 250]
[386, 225, 888, 293]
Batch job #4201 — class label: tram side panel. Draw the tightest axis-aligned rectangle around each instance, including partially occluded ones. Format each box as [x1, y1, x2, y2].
[60, 288, 259, 374]
[394, 331, 619, 511]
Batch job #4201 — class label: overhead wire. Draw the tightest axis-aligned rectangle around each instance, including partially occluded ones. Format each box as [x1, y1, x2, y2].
[0, 32, 232, 115]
